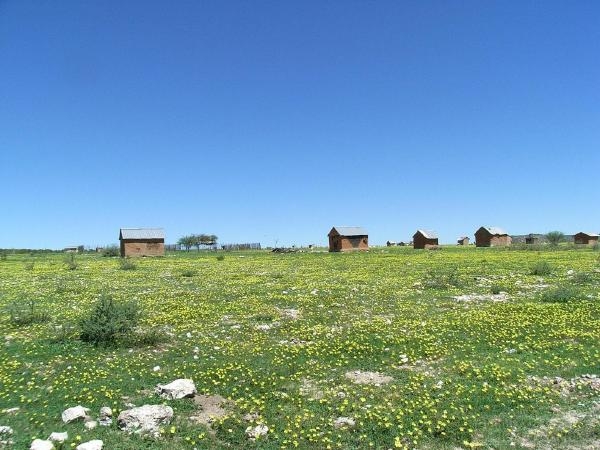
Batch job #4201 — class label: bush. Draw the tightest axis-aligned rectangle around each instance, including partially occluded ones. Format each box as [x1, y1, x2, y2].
[216, 255, 225, 261]
[126, 327, 170, 347]
[64, 253, 78, 270]
[119, 258, 136, 271]
[490, 283, 505, 295]
[8, 298, 50, 326]
[180, 269, 197, 277]
[102, 246, 120, 257]
[424, 267, 461, 289]
[546, 231, 565, 246]
[541, 286, 584, 303]
[572, 272, 594, 284]
[530, 261, 552, 276]
[80, 293, 140, 346]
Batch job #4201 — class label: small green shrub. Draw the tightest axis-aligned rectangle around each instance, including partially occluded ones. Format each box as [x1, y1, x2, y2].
[530, 261, 552, 276]
[490, 283, 505, 295]
[216, 255, 225, 261]
[126, 327, 170, 347]
[23, 261, 35, 271]
[572, 272, 594, 284]
[80, 293, 140, 347]
[102, 246, 120, 257]
[8, 299, 50, 326]
[424, 267, 461, 289]
[546, 231, 565, 246]
[64, 253, 78, 270]
[541, 286, 584, 303]
[119, 258, 136, 271]
[180, 269, 197, 277]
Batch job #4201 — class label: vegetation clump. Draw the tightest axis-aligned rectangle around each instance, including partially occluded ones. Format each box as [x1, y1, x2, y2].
[63, 253, 78, 270]
[530, 260, 552, 276]
[546, 231, 565, 246]
[119, 258, 137, 271]
[8, 298, 50, 326]
[541, 286, 584, 303]
[79, 293, 139, 347]
[102, 245, 120, 257]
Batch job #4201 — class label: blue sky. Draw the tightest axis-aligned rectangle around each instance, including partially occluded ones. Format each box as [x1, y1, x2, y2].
[1, 1, 599, 248]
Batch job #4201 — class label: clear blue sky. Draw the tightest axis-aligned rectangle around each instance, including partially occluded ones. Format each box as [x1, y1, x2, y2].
[1, 1, 599, 248]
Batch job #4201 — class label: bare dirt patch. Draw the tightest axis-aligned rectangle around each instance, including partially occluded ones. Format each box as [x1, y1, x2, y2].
[345, 370, 393, 386]
[190, 394, 230, 429]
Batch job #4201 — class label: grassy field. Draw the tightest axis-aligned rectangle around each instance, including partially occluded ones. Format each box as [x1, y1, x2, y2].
[0, 247, 599, 449]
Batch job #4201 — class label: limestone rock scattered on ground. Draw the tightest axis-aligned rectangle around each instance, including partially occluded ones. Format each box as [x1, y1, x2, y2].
[99, 407, 112, 426]
[155, 378, 197, 400]
[84, 420, 97, 430]
[30, 439, 54, 450]
[76, 439, 103, 450]
[117, 404, 174, 434]
[333, 417, 356, 429]
[0, 426, 13, 445]
[62, 405, 90, 423]
[48, 432, 68, 443]
[245, 424, 268, 441]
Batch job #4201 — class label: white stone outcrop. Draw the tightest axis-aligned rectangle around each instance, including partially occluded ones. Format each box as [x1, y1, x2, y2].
[76, 440, 103, 450]
[61, 405, 90, 423]
[117, 404, 174, 434]
[155, 379, 197, 400]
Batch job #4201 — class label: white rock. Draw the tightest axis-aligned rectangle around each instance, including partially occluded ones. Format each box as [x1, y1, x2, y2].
[76, 440, 103, 450]
[117, 404, 173, 434]
[155, 379, 197, 400]
[333, 417, 356, 429]
[3, 408, 19, 414]
[62, 405, 90, 423]
[84, 420, 97, 430]
[99, 406, 112, 418]
[30, 439, 54, 450]
[245, 424, 269, 440]
[48, 432, 68, 443]
[153, 365, 160, 372]
[0, 426, 13, 435]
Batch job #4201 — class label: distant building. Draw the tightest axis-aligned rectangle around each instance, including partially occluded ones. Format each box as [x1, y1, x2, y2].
[119, 228, 165, 257]
[573, 232, 599, 246]
[457, 236, 470, 246]
[328, 226, 368, 252]
[475, 227, 512, 247]
[413, 230, 439, 249]
[63, 246, 82, 253]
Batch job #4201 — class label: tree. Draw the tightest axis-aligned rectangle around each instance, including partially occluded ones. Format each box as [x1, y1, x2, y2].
[191, 234, 204, 252]
[546, 231, 565, 246]
[178, 235, 195, 252]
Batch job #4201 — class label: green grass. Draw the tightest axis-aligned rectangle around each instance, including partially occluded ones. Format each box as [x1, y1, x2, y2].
[0, 247, 599, 449]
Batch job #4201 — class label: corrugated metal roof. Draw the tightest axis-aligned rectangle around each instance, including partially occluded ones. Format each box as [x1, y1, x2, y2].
[119, 228, 165, 240]
[330, 226, 368, 236]
[484, 227, 507, 236]
[416, 229, 438, 239]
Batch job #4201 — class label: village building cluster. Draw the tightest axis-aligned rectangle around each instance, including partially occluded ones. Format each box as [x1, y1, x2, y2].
[64, 227, 599, 256]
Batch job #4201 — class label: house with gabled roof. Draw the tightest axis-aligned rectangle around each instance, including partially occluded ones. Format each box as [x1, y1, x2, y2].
[328, 226, 368, 252]
[457, 236, 470, 246]
[574, 232, 599, 246]
[119, 228, 165, 257]
[474, 226, 511, 247]
[413, 230, 439, 249]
